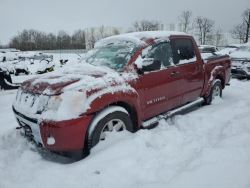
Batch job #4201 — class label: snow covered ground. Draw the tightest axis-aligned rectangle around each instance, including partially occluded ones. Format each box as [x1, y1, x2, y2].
[0, 79, 250, 188]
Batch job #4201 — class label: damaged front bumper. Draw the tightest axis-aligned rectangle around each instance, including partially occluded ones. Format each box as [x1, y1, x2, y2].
[13, 106, 93, 152]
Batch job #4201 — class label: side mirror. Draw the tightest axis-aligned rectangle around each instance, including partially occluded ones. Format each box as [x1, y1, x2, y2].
[139, 58, 161, 74]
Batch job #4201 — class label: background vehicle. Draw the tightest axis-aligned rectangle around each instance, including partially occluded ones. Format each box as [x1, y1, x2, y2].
[217, 45, 239, 55]
[198, 45, 220, 60]
[12, 31, 231, 157]
[199, 45, 218, 53]
[0, 52, 54, 89]
[230, 44, 250, 79]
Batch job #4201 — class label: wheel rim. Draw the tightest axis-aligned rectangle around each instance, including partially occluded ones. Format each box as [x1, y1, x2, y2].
[100, 119, 126, 141]
[212, 85, 221, 99]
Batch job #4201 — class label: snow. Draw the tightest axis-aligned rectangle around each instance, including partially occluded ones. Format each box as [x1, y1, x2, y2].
[200, 52, 217, 60]
[0, 51, 84, 85]
[179, 56, 197, 64]
[1, 79, 250, 188]
[230, 46, 250, 59]
[217, 47, 237, 55]
[96, 31, 188, 48]
[12, 62, 138, 121]
[88, 106, 128, 137]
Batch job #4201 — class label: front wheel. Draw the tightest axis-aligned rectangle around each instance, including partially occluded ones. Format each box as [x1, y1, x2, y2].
[88, 107, 133, 148]
[204, 80, 222, 105]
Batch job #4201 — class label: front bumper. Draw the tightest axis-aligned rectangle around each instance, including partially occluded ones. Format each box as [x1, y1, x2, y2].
[13, 107, 93, 152]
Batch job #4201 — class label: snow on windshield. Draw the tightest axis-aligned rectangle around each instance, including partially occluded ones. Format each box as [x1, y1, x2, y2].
[84, 43, 135, 71]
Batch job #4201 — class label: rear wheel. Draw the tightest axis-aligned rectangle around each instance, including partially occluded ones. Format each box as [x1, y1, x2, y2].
[0, 84, 3, 91]
[204, 80, 222, 105]
[88, 107, 133, 148]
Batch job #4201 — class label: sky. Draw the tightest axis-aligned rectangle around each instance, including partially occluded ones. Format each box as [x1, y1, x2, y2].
[0, 0, 249, 45]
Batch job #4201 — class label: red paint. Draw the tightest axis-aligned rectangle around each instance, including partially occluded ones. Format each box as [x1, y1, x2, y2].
[13, 34, 231, 153]
[40, 115, 93, 151]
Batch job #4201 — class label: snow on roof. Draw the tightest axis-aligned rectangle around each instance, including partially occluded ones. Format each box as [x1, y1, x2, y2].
[95, 31, 188, 48]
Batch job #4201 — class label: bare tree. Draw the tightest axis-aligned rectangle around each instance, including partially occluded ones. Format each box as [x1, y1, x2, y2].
[132, 20, 161, 32]
[98, 25, 106, 39]
[194, 16, 214, 45]
[71, 30, 86, 49]
[214, 28, 224, 46]
[231, 24, 246, 43]
[231, 8, 250, 43]
[57, 30, 71, 49]
[85, 28, 97, 49]
[178, 10, 192, 33]
[112, 28, 120, 35]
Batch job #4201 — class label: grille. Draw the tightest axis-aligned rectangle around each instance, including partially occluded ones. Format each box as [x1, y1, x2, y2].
[15, 89, 49, 115]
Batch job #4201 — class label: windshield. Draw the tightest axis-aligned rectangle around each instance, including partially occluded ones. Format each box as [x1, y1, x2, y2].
[85, 44, 135, 71]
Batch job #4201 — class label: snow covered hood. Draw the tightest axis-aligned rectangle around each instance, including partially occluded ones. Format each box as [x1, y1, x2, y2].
[230, 45, 250, 60]
[21, 63, 136, 96]
[14, 63, 138, 121]
[230, 51, 250, 60]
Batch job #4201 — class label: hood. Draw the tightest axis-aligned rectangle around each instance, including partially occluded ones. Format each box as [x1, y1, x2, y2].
[21, 63, 134, 95]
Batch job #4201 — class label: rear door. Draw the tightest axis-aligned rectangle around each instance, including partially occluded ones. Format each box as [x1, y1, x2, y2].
[137, 42, 182, 120]
[170, 37, 204, 104]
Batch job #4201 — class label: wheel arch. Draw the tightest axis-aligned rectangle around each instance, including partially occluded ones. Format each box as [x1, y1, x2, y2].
[214, 74, 225, 89]
[85, 104, 136, 151]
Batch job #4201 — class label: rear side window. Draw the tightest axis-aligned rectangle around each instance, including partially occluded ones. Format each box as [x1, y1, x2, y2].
[171, 38, 196, 65]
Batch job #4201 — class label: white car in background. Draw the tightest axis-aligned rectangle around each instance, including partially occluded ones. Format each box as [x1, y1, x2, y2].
[217, 45, 239, 55]
[230, 44, 250, 79]
[198, 45, 219, 60]
[0, 52, 54, 90]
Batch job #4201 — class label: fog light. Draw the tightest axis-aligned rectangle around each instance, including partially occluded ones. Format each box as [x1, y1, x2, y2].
[47, 136, 55, 145]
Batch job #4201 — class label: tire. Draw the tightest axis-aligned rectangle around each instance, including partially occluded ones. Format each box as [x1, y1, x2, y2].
[0, 83, 4, 91]
[88, 107, 133, 148]
[204, 80, 222, 105]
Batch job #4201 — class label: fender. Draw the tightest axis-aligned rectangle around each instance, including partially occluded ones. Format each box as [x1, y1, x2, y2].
[202, 65, 225, 97]
[83, 85, 142, 127]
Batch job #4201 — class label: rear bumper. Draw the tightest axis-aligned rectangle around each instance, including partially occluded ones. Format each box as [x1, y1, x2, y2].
[13, 107, 93, 152]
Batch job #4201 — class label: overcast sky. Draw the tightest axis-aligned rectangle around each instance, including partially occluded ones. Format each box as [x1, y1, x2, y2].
[0, 0, 249, 44]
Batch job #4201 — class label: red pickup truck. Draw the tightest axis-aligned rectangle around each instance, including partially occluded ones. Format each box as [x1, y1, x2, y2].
[13, 31, 231, 157]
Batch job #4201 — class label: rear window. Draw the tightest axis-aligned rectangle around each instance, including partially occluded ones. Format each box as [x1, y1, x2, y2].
[171, 38, 196, 65]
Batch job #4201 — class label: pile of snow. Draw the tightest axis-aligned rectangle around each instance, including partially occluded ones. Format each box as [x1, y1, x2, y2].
[1, 79, 250, 188]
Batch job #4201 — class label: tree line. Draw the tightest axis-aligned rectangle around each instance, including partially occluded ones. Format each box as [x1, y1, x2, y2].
[8, 29, 86, 51]
[7, 26, 121, 51]
[3, 8, 250, 51]
[177, 8, 250, 45]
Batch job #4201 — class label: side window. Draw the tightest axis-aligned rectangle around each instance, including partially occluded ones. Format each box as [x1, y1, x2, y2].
[145, 42, 174, 68]
[171, 38, 196, 65]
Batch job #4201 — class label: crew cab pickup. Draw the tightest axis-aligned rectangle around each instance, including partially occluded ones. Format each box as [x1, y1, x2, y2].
[12, 31, 231, 156]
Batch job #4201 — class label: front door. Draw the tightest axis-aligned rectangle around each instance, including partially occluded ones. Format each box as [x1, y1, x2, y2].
[136, 42, 183, 120]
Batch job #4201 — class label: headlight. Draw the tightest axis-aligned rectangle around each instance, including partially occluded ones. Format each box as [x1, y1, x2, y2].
[41, 91, 87, 120]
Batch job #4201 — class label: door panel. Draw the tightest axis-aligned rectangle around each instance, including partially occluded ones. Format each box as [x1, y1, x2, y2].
[178, 61, 204, 104]
[170, 38, 204, 104]
[138, 66, 182, 120]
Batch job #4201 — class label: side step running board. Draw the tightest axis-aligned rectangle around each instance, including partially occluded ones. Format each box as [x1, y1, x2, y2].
[142, 98, 204, 129]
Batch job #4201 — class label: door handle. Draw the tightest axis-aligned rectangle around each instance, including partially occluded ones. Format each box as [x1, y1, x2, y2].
[170, 71, 180, 77]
